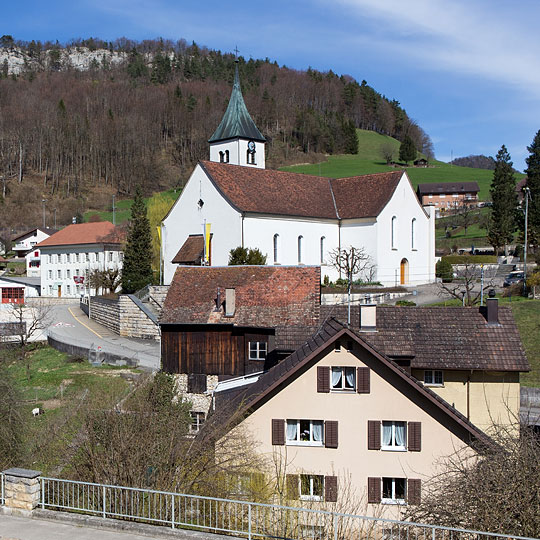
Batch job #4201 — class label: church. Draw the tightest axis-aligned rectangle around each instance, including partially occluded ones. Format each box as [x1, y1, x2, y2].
[162, 63, 436, 286]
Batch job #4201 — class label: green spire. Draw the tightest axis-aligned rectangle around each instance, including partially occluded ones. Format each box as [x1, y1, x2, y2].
[208, 62, 266, 143]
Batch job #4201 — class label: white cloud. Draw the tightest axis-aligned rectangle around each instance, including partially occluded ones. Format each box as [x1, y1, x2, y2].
[333, 0, 540, 99]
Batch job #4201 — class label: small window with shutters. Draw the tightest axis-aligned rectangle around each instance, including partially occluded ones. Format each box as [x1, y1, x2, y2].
[286, 419, 324, 446]
[330, 367, 355, 391]
[382, 477, 406, 504]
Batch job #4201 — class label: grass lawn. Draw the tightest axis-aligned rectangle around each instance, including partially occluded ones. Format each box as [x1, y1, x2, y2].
[84, 187, 182, 225]
[281, 129, 525, 201]
[6, 345, 139, 473]
[425, 297, 540, 387]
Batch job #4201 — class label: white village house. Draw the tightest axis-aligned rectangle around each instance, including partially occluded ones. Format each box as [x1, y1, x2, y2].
[162, 64, 436, 286]
[36, 222, 124, 298]
[11, 227, 57, 278]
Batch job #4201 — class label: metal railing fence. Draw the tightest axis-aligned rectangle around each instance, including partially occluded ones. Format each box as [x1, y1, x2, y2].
[0, 472, 4, 505]
[38, 477, 539, 540]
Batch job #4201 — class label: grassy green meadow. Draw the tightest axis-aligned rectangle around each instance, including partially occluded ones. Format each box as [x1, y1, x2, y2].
[84, 187, 181, 225]
[281, 129, 525, 201]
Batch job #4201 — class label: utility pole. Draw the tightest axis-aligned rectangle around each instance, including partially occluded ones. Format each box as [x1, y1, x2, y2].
[523, 187, 530, 295]
[112, 195, 116, 226]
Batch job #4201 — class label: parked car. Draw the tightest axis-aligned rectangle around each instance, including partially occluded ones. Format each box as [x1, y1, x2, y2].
[503, 271, 524, 288]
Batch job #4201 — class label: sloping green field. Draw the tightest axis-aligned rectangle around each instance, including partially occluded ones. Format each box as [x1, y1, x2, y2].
[281, 129, 524, 200]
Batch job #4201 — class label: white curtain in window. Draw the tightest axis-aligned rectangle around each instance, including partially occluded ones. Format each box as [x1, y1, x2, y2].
[345, 369, 355, 387]
[312, 422, 323, 442]
[382, 423, 392, 446]
[395, 423, 406, 447]
[331, 369, 342, 388]
[286, 421, 298, 441]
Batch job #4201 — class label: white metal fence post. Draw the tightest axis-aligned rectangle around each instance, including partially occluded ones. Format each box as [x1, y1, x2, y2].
[171, 494, 175, 529]
[248, 502, 252, 540]
[103, 485, 106, 518]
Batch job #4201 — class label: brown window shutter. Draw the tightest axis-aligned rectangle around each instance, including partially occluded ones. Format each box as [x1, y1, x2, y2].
[407, 478, 421, 505]
[325, 476, 338, 503]
[317, 366, 330, 393]
[325, 420, 338, 448]
[408, 422, 421, 452]
[357, 367, 370, 393]
[272, 419, 285, 445]
[286, 474, 299, 499]
[367, 477, 381, 504]
[367, 420, 381, 450]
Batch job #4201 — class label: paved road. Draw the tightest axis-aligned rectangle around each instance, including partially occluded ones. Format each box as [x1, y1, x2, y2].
[47, 303, 160, 371]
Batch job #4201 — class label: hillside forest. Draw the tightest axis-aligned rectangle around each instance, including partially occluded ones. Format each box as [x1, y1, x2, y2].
[0, 37, 433, 230]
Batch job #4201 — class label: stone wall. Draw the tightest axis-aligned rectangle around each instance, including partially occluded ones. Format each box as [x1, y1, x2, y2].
[173, 374, 219, 415]
[89, 295, 159, 340]
[147, 285, 168, 316]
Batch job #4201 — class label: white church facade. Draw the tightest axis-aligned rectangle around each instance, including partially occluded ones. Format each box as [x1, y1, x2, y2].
[162, 63, 436, 287]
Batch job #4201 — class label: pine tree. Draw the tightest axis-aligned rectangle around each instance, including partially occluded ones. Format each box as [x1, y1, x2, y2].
[399, 135, 417, 164]
[523, 130, 540, 248]
[121, 186, 153, 293]
[488, 145, 517, 253]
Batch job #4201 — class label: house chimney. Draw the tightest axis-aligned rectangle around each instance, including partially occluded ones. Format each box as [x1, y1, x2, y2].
[359, 304, 376, 331]
[225, 288, 236, 317]
[214, 287, 222, 312]
[486, 290, 499, 325]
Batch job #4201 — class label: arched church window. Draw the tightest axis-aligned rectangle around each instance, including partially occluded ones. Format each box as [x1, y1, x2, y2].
[320, 236, 326, 264]
[391, 216, 397, 249]
[273, 234, 279, 264]
[411, 218, 416, 250]
[298, 235, 303, 264]
[225, 150, 229, 163]
[219, 151, 224, 163]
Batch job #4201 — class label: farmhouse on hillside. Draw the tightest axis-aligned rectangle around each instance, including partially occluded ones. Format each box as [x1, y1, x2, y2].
[162, 63, 436, 287]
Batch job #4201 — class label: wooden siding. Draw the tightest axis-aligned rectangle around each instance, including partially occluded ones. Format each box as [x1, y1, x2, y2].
[161, 325, 274, 376]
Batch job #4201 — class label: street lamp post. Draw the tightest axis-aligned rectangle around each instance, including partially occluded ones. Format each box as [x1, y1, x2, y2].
[41, 199, 46, 228]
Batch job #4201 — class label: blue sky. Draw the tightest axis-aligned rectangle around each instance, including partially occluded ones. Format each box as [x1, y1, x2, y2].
[4, 0, 540, 171]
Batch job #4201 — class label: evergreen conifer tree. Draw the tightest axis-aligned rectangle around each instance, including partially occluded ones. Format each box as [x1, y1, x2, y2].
[487, 145, 517, 253]
[523, 130, 540, 248]
[399, 135, 417, 164]
[121, 186, 153, 293]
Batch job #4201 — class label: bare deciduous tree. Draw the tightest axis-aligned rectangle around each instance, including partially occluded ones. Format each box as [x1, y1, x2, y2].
[437, 259, 496, 306]
[88, 268, 121, 296]
[329, 246, 376, 286]
[380, 142, 395, 165]
[405, 423, 540, 537]
[8, 300, 52, 380]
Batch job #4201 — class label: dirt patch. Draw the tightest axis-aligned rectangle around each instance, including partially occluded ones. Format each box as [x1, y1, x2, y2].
[42, 399, 63, 409]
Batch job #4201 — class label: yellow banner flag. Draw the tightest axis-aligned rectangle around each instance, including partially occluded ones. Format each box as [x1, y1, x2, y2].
[205, 223, 211, 263]
[156, 225, 161, 243]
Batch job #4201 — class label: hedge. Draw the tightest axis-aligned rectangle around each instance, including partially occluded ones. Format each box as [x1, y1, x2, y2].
[443, 255, 497, 264]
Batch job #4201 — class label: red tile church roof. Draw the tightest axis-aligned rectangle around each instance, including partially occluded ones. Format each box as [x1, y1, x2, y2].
[200, 161, 404, 219]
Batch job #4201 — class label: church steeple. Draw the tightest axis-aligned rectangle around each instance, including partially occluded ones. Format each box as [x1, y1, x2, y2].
[208, 62, 266, 168]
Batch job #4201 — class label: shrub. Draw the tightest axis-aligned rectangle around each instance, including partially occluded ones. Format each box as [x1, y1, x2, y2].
[443, 255, 497, 264]
[395, 300, 416, 306]
[436, 258, 453, 282]
[228, 247, 267, 265]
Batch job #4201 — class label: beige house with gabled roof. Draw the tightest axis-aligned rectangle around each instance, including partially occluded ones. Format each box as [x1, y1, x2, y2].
[215, 314, 495, 519]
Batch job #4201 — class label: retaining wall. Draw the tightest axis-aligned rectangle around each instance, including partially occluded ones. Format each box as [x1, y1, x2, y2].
[89, 295, 159, 340]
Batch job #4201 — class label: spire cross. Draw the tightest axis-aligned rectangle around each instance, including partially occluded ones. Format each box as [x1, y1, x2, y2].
[234, 46, 240, 59]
